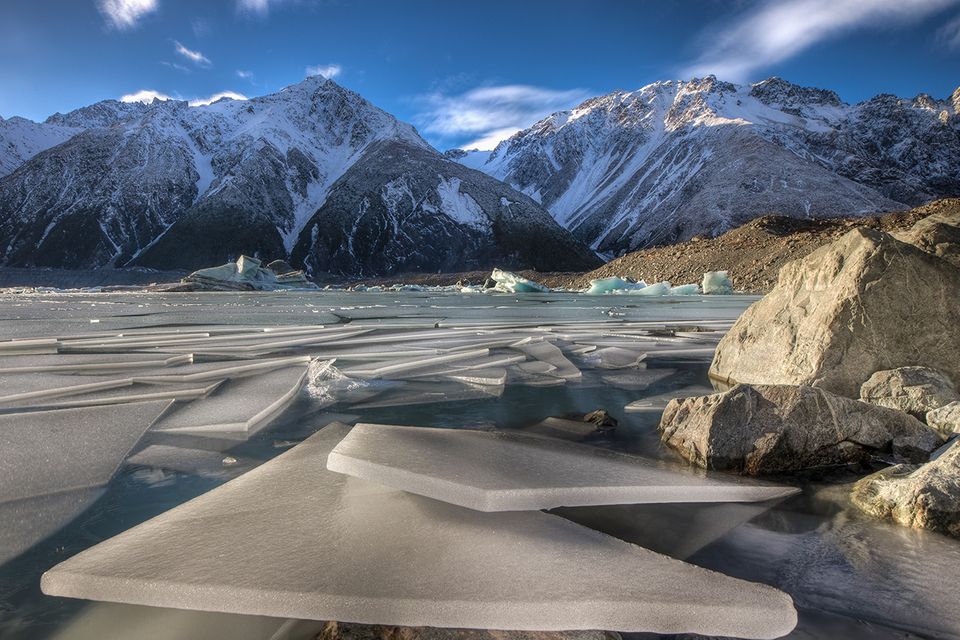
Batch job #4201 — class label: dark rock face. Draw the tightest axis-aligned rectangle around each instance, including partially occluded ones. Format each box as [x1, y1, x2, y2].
[290, 140, 600, 276]
[658, 384, 942, 475]
[0, 77, 595, 275]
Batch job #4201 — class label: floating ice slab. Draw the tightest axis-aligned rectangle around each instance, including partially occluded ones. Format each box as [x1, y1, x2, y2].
[327, 423, 800, 511]
[151, 365, 307, 435]
[0, 400, 171, 503]
[0, 487, 105, 565]
[521, 417, 598, 440]
[42, 423, 797, 638]
[511, 339, 580, 379]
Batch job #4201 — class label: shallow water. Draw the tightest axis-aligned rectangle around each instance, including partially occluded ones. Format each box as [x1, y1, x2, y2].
[0, 291, 956, 639]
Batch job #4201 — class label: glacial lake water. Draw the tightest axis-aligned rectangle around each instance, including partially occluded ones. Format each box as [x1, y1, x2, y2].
[0, 291, 957, 639]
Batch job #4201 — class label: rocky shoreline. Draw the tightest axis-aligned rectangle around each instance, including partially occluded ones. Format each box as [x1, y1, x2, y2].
[656, 201, 960, 536]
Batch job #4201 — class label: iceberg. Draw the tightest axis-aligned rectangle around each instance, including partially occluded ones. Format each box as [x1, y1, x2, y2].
[183, 255, 319, 291]
[42, 423, 797, 638]
[702, 271, 733, 295]
[668, 283, 702, 296]
[327, 423, 801, 512]
[584, 277, 647, 295]
[489, 268, 550, 293]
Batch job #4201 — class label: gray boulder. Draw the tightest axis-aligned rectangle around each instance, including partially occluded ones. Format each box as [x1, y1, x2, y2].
[710, 228, 960, 398]
[852, 440, 960, 537]
[658, 384, 942, 475]
[894, 201, 960, 268]
[928, 402, 960, 436]
[860, 367, 960, 419]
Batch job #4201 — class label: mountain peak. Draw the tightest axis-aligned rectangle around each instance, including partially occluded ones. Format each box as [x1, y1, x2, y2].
[749, 76, 843, 108]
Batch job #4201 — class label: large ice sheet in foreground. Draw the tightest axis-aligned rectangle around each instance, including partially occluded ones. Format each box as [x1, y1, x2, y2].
[327, 424, 799, 511]
[42, 423, 797, 639]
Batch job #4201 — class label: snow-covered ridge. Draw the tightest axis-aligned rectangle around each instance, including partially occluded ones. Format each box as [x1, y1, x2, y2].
[451, 76, 960, 254]
[0, 76, 597, 275]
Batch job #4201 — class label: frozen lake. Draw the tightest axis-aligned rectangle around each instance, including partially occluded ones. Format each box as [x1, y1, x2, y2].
[0, 291, 957, 639]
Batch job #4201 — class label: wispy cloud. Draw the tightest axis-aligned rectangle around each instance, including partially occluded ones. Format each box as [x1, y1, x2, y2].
[120, 89, 172, 104]
[189, 91, 248, 106]
[237, 0, 285, 15]
[236, 69, 254, 80]
[681, 0, 959, 82]
[97, 0, 158, 30]
[305, 63, 342, 79]
[161, 61, 191, 73]
[174, 40, 211, 67]
[415, 84, 590, 150]
[937, 13, 960, 50]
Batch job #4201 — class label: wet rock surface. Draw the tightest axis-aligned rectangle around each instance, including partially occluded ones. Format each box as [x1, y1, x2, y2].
[658, 384, 942, 475]
[852, 440, 960, 537]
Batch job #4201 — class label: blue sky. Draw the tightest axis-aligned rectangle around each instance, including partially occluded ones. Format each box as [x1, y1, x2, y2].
[1, 0, 958, 150]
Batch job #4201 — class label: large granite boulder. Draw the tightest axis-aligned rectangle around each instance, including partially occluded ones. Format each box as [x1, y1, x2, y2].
[860, 367, 960, 419]
[710, 228, 960, 398]
[852, 440, 960, 537]
[894, 201, 960, 268]
[927, 402, 960, 436]
[658, 384, 942, 475]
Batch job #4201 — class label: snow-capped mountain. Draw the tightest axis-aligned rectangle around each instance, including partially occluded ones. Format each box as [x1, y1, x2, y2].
[0, 76, 599, 274]
[452, 76, 960, 255]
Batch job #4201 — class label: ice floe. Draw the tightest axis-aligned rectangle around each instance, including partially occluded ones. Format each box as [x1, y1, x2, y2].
[42, 423, 797, 638]
[327, 423, 800, 511]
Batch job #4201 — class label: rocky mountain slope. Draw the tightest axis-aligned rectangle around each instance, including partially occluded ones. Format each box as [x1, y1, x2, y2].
[0, 77, 598, 274]
[453, 77, 960, 256]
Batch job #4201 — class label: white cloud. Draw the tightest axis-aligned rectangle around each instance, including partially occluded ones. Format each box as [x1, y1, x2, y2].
[174, 40, 211, 67]
[681, 0, 960, 82]
[120, 89, 173, 104]
[937, 13, 960, 50]
[415, 85, 590, 150]
[236, 69, 254, 80]
[97, 0, 158, 30]
[305, 63, 342, 79]
[189, 91, 249, 106]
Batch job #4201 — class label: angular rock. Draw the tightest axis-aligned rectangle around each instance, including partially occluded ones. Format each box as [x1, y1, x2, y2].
[852, 441, 960, 537]
[927, 402, 960, 435]
[894, 202, 960, 268]
[710, 229, 960, 398]
[658, 384, 943, 475]
[859, 367, 960, 419]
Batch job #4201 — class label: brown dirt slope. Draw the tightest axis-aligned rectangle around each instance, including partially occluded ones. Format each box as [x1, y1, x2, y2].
[338, 200, 960, 294]
[557, 199, 959, 293]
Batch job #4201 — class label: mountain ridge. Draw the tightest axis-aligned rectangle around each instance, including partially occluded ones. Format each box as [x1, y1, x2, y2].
[450, 76, 960, 255]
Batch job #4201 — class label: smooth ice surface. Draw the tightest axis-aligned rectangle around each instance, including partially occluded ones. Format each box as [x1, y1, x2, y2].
[511, 339, 581, 379]
[151, 365, 307, 435]
[327, 423, 800, 511]
[126, 445, 255, 477]
[42, 423, 797, 638]
[0, 400, 170, 503]
[702, 270, 734, 294]
[0, 487, 105, 565]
